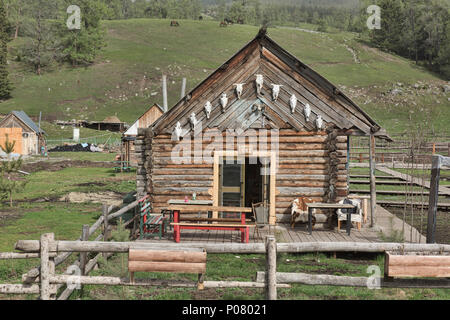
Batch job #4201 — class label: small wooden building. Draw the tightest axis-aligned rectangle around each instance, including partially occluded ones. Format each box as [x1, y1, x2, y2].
[81, 116, 126, 133]
[0, 111, 46, 156]
[122, 104, 164, 165]
[136, 29, 389, 226]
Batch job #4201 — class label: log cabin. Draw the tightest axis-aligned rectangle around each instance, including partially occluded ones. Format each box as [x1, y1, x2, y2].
[135, 28, 390, 227]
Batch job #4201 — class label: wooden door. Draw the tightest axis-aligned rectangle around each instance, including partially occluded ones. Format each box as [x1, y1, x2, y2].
[219, 159, 245, 209]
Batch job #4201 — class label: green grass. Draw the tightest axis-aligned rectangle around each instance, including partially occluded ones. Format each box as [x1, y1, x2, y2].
[47, 151, 118, 162]
[12, 167, 134, 201]
[0, 155, 136, 300]
[2, 19, 449, 135]
[80, 252, 450, 300]
[0, 202, 102, 292]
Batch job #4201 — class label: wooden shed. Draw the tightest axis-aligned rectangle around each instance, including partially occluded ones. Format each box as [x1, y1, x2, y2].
[136, 29, 389, 226]
[122, 103, 164, 166]
[0, 111, 46, 156]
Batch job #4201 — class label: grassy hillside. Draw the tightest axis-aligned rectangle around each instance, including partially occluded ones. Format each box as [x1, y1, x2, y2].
[2, 19, 449, 137]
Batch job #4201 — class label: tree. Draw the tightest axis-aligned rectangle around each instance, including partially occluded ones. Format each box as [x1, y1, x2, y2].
[0, 0, 12, 99]
[4, 0, 25, 38]
[59, 0, 107, 66]
[317, 18, 328, 32]
[15, 0, 63, 75]
[0, 134, 27, 207]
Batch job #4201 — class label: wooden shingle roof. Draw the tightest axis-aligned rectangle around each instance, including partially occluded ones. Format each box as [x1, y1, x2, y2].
[152, 29, 389, 140]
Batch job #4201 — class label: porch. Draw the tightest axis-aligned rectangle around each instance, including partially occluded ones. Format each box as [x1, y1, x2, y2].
[138, 221, 382, 244]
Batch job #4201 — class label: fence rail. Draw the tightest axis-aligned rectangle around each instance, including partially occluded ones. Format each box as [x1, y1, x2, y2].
[1, 200, 140, 300]
[350, 135, 450, 164]
[46, 134, 122, 148]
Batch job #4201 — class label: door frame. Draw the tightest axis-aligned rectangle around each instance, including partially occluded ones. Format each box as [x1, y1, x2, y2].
[212, 150, 277, 225]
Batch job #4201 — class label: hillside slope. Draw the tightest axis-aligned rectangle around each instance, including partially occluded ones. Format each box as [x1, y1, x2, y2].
[2, 19, 449, 137]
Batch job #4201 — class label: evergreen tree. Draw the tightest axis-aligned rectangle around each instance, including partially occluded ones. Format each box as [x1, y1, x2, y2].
[59, 0, 107, 66]
[0, 0, 12, 99]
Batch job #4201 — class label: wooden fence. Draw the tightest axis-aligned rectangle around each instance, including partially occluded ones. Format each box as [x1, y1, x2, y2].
[350, 136, 450, 164]
[0, 200, 140, 300]
[2, 233, 450, 299]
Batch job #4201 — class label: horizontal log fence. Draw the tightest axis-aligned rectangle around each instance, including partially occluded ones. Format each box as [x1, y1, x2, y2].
[4, 234, 450, 299]
[0, 200, 140, 300]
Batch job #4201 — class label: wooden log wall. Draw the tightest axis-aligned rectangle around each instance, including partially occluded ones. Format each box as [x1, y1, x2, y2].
[139, 129, 349, 224]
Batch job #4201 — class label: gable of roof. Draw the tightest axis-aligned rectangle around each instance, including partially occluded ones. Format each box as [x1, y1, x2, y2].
[124, 103, 165, 136]
[151, 29, 388, 139]
[2, 111, 46, 135]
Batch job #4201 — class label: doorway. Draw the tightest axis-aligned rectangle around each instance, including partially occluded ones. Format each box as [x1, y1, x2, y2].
[219, 157, 270, 218]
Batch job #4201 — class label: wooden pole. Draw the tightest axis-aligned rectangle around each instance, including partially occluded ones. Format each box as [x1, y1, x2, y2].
[369, 134, 376, 227]
[265, 236, 277, 300]
[80, 225, 89, 276]
[255, 272, 450, 289]
[427, 155, 441, 243]
[15, 241, 450, 255]
[49, 276, 291, 289]
[181, 77, 187, 99]
[102, 204, 109, 259]
[40, 233, 52, 300]
[162, 75, 168, 112]
[0, 284, 40, 294]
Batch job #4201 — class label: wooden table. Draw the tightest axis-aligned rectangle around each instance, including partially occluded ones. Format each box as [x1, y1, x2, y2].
[167, 205, 253, 243]
[306, 203, 358, 236]
[168, 200, 213, 205]
[166, 200, 214, 226]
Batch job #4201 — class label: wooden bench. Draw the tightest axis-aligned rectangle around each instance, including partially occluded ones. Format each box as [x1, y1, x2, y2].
[139, 196, 167, 239]
[113, 161, 132, 172]
[167, 206, 254, 243]
[385, 252, 450, 278]
[128, 249, 207, 290]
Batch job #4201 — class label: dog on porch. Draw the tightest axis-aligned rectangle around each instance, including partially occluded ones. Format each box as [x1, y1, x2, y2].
[290, 197, 316, 229]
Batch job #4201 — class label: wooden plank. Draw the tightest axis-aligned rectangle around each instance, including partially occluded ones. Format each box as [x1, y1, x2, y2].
[306, 203, 355, 209]
[388, 266, 450, 278]
[128, 261, 206, 273]
[168, 205, 252, 213]
[171, 223, 254, 228]
[388, 254, 450, 267]
[129, 250, 206, 263]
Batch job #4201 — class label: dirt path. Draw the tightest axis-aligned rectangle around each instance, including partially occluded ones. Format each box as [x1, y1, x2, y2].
[22, 160, 115, 173]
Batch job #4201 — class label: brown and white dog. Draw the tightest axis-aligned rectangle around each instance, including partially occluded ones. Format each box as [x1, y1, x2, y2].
[290, 197, 316, 229]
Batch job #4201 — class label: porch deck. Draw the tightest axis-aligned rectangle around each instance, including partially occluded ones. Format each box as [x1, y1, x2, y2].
[139, 223, 382, 244]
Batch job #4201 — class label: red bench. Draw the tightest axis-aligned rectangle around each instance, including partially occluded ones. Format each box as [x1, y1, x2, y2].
[168, 206, 254, 243]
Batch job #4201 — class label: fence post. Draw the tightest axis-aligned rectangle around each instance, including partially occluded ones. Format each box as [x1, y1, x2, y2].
[102, 204, 109, 259]
[80, 225, 89, 276]
[369, 134, 376, 227]
[265, 235, 277, 300]
[427, 155, 441, 244]
[40, 233, 53, 300]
